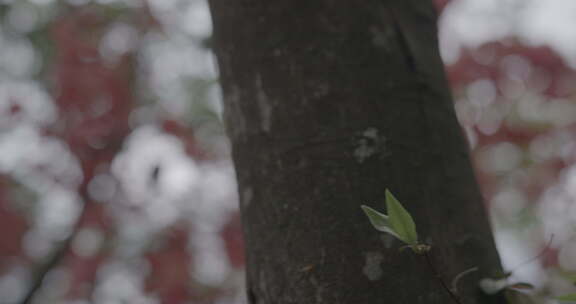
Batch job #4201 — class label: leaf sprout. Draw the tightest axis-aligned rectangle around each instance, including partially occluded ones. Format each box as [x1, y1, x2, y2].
[361, 189, 427, 254]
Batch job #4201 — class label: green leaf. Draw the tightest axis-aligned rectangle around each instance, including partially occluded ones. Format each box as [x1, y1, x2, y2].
[361, 205, 400, 239]
[560, 272, 576, 283]
[556, 293, 576, 302]
[507, 282, 534, 290]
[505, 289, 540, 304]
[385, 189, 418, 245]
[479, 278, 508, 295]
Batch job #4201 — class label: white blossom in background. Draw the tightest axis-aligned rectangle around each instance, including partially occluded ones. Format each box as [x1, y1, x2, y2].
[111, 123, 238, 284]
[440, 0, 576, 66]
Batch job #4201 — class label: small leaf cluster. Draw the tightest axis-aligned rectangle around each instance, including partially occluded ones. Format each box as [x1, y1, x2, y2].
[556, 273, 576, 303]
[361, 189, 427, 254]
[557, 294, 576, 302]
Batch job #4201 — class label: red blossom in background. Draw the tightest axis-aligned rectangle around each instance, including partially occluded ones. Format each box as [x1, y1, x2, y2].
[51, 6, 134, 195]
[447, 39, 576, 271]
[145, 225, 192, 304]
[0, 177, 28, 265]
[14, 3, 245, 303]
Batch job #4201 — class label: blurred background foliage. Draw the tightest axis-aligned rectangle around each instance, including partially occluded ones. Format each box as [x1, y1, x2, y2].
[0, 0, 575, 303]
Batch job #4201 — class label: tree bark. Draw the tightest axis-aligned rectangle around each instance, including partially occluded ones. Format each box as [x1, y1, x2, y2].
[208, 1, 504, 303]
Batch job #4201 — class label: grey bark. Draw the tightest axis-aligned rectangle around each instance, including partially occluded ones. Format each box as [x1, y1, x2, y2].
[207, 0, 505, 303]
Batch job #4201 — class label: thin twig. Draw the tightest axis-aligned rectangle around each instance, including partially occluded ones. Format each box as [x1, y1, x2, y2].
[451, 266, 478, 294]
[423, 251, 464, 304]
[508, 234, 554, 275]
[18, 203, 87, 304]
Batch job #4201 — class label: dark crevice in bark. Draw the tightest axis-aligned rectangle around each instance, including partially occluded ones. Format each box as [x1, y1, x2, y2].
[247, 287, 258, 304]
[423, 250, 464, 304]
[388, 6, 419, 75]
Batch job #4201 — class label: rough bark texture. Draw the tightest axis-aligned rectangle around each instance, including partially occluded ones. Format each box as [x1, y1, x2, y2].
[208, 0, 505, 303]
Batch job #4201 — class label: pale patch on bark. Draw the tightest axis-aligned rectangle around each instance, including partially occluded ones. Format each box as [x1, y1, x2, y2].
[309, 275, 324, 303]
[255, 74, 272, 132]
[370, 26, 394, 51]
[380, 234, 396, 249]
[242, 186, 253, 208]
[223, 85, 247, 139]
[362, 251, 384, 281]
[313, 82, 330, 98]
[354, 127, 386, 163]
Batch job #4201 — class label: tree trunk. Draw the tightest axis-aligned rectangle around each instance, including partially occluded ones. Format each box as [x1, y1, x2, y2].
[207, 1, 504, 303]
